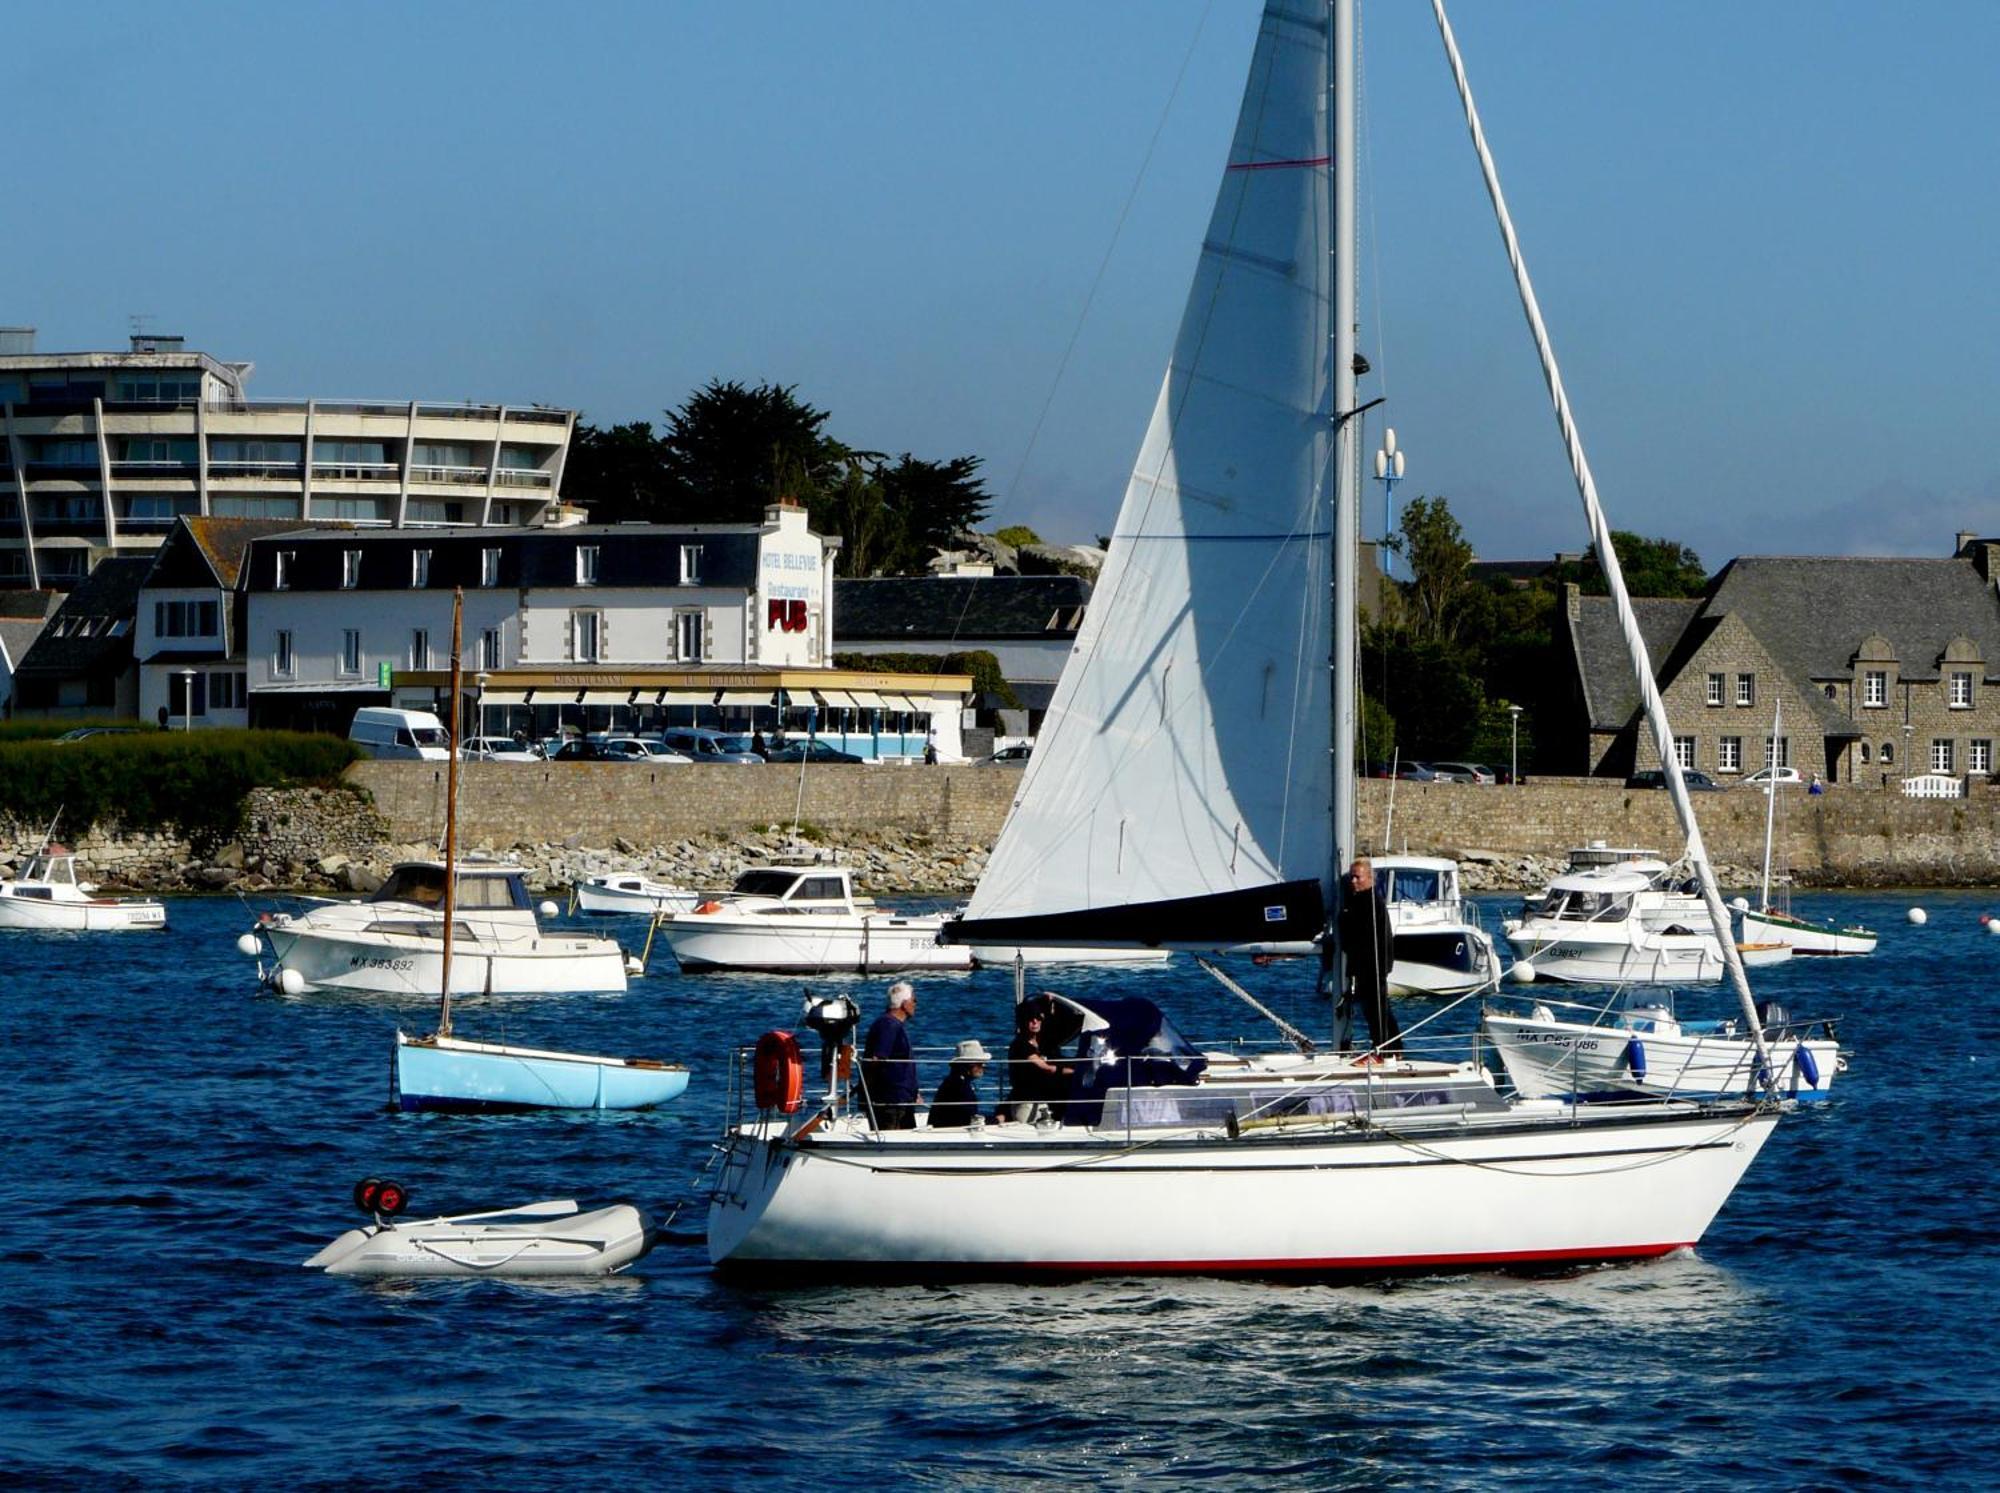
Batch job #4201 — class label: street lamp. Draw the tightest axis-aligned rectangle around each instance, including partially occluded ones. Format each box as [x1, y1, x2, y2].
[1508, 703, 1522, 785]
[475, 671, 489, 742]
[178, 669, 197, 732]
[1373, 428, 1407, 576]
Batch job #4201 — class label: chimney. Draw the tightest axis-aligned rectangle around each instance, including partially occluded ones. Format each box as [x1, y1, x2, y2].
[0, 326, 34, 355]
[1954, 529, 1978, 556]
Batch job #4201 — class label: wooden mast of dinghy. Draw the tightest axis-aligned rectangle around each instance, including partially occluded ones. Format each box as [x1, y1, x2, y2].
[439, 588, 463, 1037]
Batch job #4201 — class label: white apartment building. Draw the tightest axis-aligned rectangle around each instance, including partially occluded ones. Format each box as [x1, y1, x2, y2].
[0, 327, 573, 592]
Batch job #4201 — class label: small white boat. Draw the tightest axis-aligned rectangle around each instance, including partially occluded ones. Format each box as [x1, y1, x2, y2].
[1504, 868, 1723, 985]
[1735, 940, 1794, 969]
[575, 873, 699, 917]
[306, 1183, 653, 1278]
[1374, 855, 1500, 997]
[252, 860, 631, 996]
[0, 845, 164, 931]
[655, 863, 972, 974]
[1483, 993, 1840, 1103]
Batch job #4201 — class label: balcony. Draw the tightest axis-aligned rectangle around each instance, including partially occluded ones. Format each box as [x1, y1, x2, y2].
[21, 462, 100, 482]
[410, 463, 487, 485]
[110, 460, 198, 481]
[495, 468, 555, 489]
[310, 461, 399, 482]
[209, 459, 305, 480]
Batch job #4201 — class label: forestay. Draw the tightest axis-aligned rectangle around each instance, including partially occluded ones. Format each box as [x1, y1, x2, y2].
[955, 3, 1335, 950]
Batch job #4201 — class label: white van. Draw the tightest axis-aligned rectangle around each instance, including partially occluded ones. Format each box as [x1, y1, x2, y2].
[348, 707, 451, 761]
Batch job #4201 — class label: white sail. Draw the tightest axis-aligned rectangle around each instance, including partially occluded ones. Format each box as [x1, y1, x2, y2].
[955, 3, 1335, 950]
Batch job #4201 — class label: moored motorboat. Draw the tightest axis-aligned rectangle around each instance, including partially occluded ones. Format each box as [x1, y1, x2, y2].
[576, 873, 699, 917]
[0, 845, 164, 931]
[655, 863, 971, 974]
[1504, 868, 1724, 984]
[1482, 992, 1839, 1103]
[251, 860, 632, 996]
[1372, 855, 1500, 996]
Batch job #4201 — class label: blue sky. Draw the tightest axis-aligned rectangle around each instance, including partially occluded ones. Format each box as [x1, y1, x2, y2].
[9, 2, 1999, 568]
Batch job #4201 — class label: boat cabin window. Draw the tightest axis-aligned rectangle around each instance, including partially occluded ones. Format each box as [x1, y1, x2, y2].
[1537, 888, 1632, 922]
[732, 869, 805, 898]
[21, 855, 75, 885]
[9, 886, 53, 900]
[792, 877, 847, 903]
[372, 866, 529, 911]
[1380, 867, 1444, 904]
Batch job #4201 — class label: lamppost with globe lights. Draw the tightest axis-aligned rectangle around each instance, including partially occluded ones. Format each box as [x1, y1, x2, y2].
[1373, 428, 1406, 576]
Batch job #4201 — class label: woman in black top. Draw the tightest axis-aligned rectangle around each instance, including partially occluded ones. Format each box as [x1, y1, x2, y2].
[1004, 1005, 1072, 1120]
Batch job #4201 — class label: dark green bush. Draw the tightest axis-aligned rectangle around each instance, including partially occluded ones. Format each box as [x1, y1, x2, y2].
[0, 730, 362, 849]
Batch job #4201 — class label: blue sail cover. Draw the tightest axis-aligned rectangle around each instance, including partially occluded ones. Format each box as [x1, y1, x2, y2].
[1050, 996, 1207, 1126]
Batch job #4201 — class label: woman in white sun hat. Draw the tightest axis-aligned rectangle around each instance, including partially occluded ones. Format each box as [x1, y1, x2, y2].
[926, 1039, 992, 1128]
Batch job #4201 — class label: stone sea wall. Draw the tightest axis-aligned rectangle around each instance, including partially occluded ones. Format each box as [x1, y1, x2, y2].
[12, 766, 2000, 894]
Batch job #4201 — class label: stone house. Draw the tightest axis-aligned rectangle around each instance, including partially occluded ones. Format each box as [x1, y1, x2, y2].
[1556, 534, 2000, 786]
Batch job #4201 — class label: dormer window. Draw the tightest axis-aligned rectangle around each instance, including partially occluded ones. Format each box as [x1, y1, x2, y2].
[680, 544, 703, 584]
[1951, 671, 1975, 709]
[342, 549, 362, 588]
[411, 550, 431, 588]
[481, 547, 502, 587]
[576, 545, 600, 585]
[274, 550, 294, 590]
[1863, 670, 1887, 708]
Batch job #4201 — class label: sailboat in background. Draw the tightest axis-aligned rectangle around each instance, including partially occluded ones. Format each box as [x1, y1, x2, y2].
[392, 591, 688, 1114]
[706, 0, 1796, 1275]
[1736, 701, 1878, 956]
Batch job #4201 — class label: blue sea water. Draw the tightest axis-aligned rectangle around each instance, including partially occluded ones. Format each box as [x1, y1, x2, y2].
[1, 889, 1995, 1490]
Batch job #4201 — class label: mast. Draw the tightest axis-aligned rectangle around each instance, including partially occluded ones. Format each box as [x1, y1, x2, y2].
[1430, 0, 1774, 1086]
[1760, 699, 1782, 911]
[1324, 0, 1358, 1019]
[438, 588, 463, 1038]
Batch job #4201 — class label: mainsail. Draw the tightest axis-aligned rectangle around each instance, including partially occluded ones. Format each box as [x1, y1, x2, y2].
[954, 3, 1335, 950]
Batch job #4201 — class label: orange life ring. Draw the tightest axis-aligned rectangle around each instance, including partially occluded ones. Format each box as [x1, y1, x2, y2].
[753, 1030, 805, 1114]
[695, 900, 723, 915]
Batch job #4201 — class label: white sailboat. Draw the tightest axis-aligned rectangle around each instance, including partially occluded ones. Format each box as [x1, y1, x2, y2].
[1736, 702, 1878, 956]
[707, 0, 1795, 1276]
[392, 590, 687, 1114]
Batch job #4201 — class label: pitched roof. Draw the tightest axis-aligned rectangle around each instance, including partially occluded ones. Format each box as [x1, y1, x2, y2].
[0, 589, 59, 620]
[1567, 594, 1702, 731]
[14, 557, 152, 677]
[0, 617, 49, 672]
[144, 516, 311, 590]
[1700, 555, 2000, 682]
[836, 575, 1093, 642]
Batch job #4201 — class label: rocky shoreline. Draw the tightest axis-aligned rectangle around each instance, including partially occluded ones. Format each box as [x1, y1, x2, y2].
[0, 784, 1954, 897]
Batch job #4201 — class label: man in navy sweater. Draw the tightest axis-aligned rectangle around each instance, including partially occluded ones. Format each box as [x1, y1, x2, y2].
[860, 981, 921, 1129]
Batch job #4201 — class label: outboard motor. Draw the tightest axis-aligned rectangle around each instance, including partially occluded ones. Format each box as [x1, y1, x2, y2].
[1756, 1000, 1790, 1036]
[801, 991, 861, 1089]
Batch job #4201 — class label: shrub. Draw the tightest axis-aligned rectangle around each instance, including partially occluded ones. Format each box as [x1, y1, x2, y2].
[0, 730, 362, 851]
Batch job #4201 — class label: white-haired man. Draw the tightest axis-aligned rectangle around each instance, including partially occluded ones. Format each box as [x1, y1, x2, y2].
[859, 981, 921, 1129]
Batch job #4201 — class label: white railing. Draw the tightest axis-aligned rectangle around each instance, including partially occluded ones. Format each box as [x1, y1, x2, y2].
[410, 464, 488, 485]
[1901, 773, 1966, 799]
[311, 461, 400, 481]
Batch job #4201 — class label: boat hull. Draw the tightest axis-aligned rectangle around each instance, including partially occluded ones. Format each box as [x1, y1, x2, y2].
[262, 926, 629, 996]
[1484, 1013, 1838, 1102]
[708, 1105, 1780, 1274]
[393, 1030, 689, 1112]
[1387, 925, 1499, 997]
[1740, 906, 1877, 957]
[1505, 926, 1722, 985]
[0, 895, 164, 931]
[660, 913, 973, 973]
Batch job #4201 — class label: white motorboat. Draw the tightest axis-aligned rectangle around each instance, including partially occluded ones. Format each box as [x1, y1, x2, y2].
[0, 845, 164, 931]
[710, 1, 1799, 1277]
[575, 872, 699, 917]
[1373, 855, 1500, 997]
[306, 1182, 653, 1278]
[1504, 868, 1724, 985]
[970, 945, 1172, 968]
[252, 860, 632, 996]
[1483, 993, 1839, 1103]
[655, 863, 971, 974]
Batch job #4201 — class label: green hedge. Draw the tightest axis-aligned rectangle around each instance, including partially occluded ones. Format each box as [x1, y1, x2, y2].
[832, 650, 1020, 710]
[0, 730, 362, 848]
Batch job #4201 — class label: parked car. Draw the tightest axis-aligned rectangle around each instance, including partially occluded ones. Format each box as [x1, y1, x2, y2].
[52, 726, 141, 743]
[1744, 765, 1803, 786]
[460, 736, 542, 762]
[1428, 761, 1497, 784]
[1625, 768, 1726, 791]
[551, 738, 688, 763]
[764, 739, 864, 764]
[657, 728, 763, 764]
[979, 744, 1033, 767]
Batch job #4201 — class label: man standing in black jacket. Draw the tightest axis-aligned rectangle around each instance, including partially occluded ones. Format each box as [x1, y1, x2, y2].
[1337, 858, 1402, 1056]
